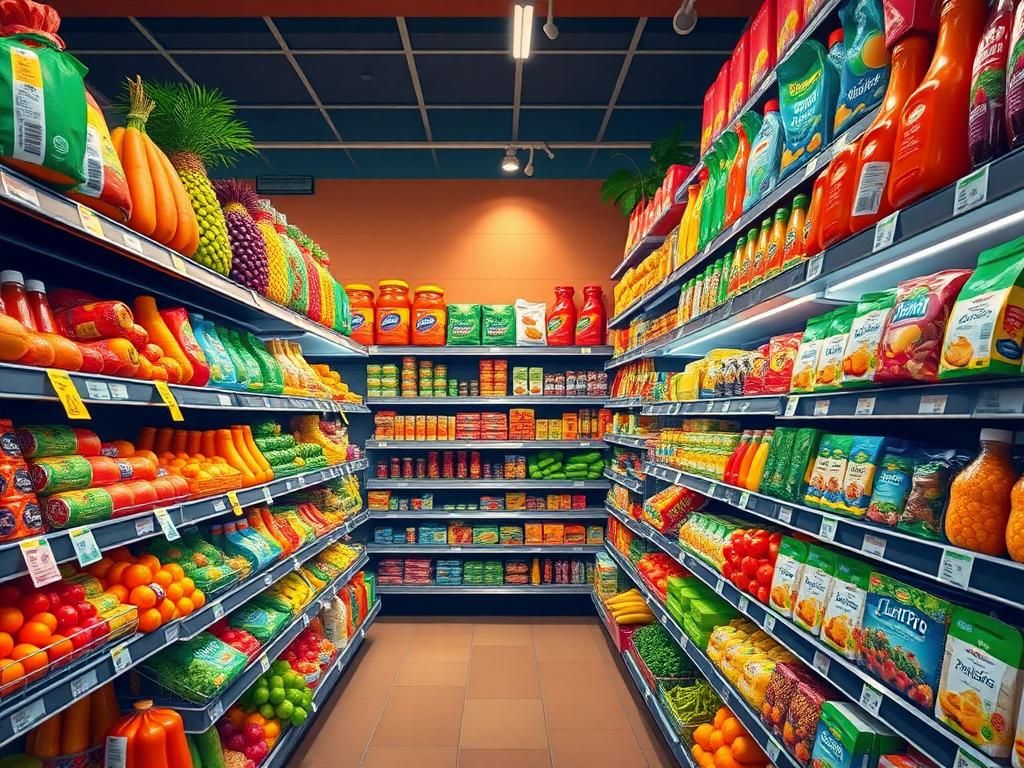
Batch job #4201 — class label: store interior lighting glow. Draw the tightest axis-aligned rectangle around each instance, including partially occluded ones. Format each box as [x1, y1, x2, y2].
[513, 3, 534, 60]
[501, 147, 520, 173]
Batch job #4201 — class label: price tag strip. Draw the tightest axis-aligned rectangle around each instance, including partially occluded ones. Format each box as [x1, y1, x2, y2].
[153, 380, 184, 422]
[47, 369, 90, 420]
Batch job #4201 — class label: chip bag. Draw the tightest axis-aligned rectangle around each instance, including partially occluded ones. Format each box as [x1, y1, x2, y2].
[68, 91, 131, 221]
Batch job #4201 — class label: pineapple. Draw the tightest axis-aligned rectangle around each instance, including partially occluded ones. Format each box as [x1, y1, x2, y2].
[139, 82, 254, 277]
[213, 179, 269, 295]
[255, 200, 293, 305]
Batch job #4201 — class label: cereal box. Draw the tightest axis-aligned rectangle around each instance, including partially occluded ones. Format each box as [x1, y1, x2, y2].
[512, 366, 529, 396]
[525, 523, 543, 544]
[777, 0, 805, 58]
[728, 30, 750, 121]
[810, 702, 903, 768]
[820, 556, 871, 659]
[859, 572, 952, 711]
[528, 367, 544, 395]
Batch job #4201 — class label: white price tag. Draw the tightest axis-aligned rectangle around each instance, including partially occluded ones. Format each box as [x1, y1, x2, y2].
[70, 527, 102, 567]
[918, 394, 947, 414]
[209, 700, 224, 723]
[259, 654, 270, 672]
[19, 538, 61, 587]
[819, 518, 837, 541]
[211, 602, 225, 620]
[108, 383, 129, 400]
[263, 574, 273, 586]
[78, 204, 106, 239]
[71, 669, 98, 698]
[778, 505, 793, 524]
[855, 396, 876, 415]
[10, 699, 45, 735]
[705, 400, 715, 413]
[812, 650, 830, 675]
[763, 613, 776, 632]
[975, 388, 1024, 415]
[738, 596, 749, 613]
[953, 748, 984, 768]
[85, 380, 111, 400]
[715, 579, 725, 595]
[292, 557, 301, 571]
[785, 397, 799, 417]
[135, 517, 155, 536]
[767, 743, 781, 762]
[310, 699, 318, 713]
[212, 498, 227, 512]
[804, 154, 819, 179]
[298, 474, 307, 486]
[859, 682, 883, 716]
[1, 172, 39, 207]
[164, 622, 180, 643]
[110, 643, 131, 673]
[872, 211, 899, 252]
[721, 400, 730, 413]
[122, 231, 144, 254]
[738, 491, 750, 509]
[573, 481, 584, 487]
[862, 534, 887, 558]
[954, 164, 989, 216]
[939, 548, 975, 589]
[302, 613, 310, 627]
[217, 393, 231, 406]
[806, 254, 824, 281]
[154, 507, 179, 541]
[262, 486, 274, 505]
[813, 399, 830, 416]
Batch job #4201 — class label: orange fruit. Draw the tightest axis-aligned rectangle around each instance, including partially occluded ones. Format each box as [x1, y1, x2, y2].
[729, 736, 764, 763]
[165, 584, 184, 603]
[153, 570, 173, 589]
[0, 607, 23, 635]
[263, 719, 281, 739]
[245, 713, 266, 727]
[137, 554, 161, 576]
[86, 557, 113, 580]
[123, 564, 153, 590]
[30, 613, 57, 633]
[720, 717, 742, 745]
[175, 597, 194, 616]
[190, 589, 206, 609]
[138, 608, 162, 634]
[714, 707, 731, 729]
[105, 562, 130, 586]
[227, 706, 247, 727]
[47, 635, 73, 664]
[0, 633, 13, 659]
[714, 746, 740, 768]
[108, 585, 130, 604]
[709, 730, 725, 752]
[0, 660, 25, 692]
[165, 564, 185, 581]
[17, 622, 52, 647]
[157, 599, 176, 623]
[11, 644, 46, 682]
[129, 586, 158, 611]
[694, 724, 714, 751]
[179, 577, 195, 597]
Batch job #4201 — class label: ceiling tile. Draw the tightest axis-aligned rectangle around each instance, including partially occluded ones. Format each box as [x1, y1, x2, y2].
[638, 17, 746, 51]
[272, 18, 402, 50]
[217, 149, 356, 179]
[346, 150, 438, 178]
[174, 54, 312, 105]
[328, 109, 427, 141]
[235, 109, 336, 142]
[436, 149, 504, 178]
[533, 18, 638, 51]
[429, 109, 512, 141]
[406, 18, 507, 50]
[416, 54, 515, 105]
[298, 54, 417, 105]
[75, 53, 185, 105]
[603, 108, 701, 142]
[139, 18, 279, 50]
[518, 108, 604, 141]
[62, 18, 153, 51]
[616, 53, 726, 105]
[521, 54, 622, 105]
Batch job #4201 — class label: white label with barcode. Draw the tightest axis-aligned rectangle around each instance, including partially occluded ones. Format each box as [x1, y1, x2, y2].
[11, 47, 46, 165]
[110, 643, 131, 672]
[872, 211, 899, 252]
[165, 622, 180, 642]
[738, 491, 750, 509]
[135, 517, 155, 536]
[105, 736, 128, 768]
[919, 394, 948, 414]
[10, 698, 45, 735]
[939, 548, 975, 589]
[954, 164, 989, 215]
[806, 254, 824, 281]
[862, 534, 887, 557]
[738, 596, 748, 613]
[108, 383, 129, 400]
[855, 397, 876, 415]
[70, 527, 102, 567]
[85, 380, 111, 400]
[819, 518, 837, 541]
[778, 506, 793, 524]
[122, 231, 144, 253]
[71, 669, 98, 698]
[262, 486, 274, 505]
[785, 397, 799, 417]
[763, 613, 775, 632]
[212, 602, 225, 620]
[79, 124, 105, 197]
[715, 579, 725, 595]
[860, 683, 883, 715]
[813, 650, 830, 675]
[851, 161, 889, 216]
[259, 654, 270, 672]
[814, 400, 829, 416]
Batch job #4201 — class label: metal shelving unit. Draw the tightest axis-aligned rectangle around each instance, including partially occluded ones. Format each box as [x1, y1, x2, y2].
[366, 396, 608, 406]
[367, 478, 609, 489]
[603, 468, 644, 494]
[367, 345, 612, 357]
[602, 433, 652, 449]
[365, 439, 605, 450]
[642, 396, 785, 417]
[368, 507, 607, 520]
[605, 397, 645, 409]
[366, 544, 602, 555]
[376, 584, 592, 594]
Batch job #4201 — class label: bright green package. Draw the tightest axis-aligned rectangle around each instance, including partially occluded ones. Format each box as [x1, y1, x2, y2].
[226, 329, 263, 390]
[481, 304, 515, 345]
[331, 279, 352, 335]
[763, 427, 796, 498]
[447, 304, 482, 345]
[805, 434, 854, 510]
[782, 428, 821, 502]
[0, 34, 87, 188]
[243, 332, 285, 393]
[142, 632, 248, 703]
[229, 602, 292, 642]
[840, 290, 896, 388]
[215, 326, 250, 388]
[777, 39, 839, 179]
[814, 305, 856, 391]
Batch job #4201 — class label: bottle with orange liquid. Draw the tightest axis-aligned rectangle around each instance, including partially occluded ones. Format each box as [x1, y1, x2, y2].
[888, 0, 987, 210]
[783, 194, 809, 269]
[725, 111, 763, 227]
[750, 218, 772, 287]
[764, 207, 790, 279]
[847, 32, 934, 233]
[803, 173, 829, 260]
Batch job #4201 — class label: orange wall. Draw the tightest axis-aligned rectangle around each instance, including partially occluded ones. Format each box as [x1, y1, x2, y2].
[267, 179, 625, 307]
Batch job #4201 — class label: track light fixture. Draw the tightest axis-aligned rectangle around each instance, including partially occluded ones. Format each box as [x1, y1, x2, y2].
[673, 0, 698, 35]
[500, 143, 554, 176]
[543, 0, 559, 40]
[524, 147, 535, 177]
[513, 2, 535, 59]
[501, 146, 521, 173]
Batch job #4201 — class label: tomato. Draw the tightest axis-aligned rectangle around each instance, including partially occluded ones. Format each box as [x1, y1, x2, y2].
[741, 556, 759, 578]
[722, 543, 736, 563]
[747, 534, 769, 558]
[18, 593, 49, 618]
[730, 530, 747, 552]
[733, 573, 751, 591]
[756, 586, 769, 604]
[722, 561, 735, 580]
[756, 563, 775, 587]
[745, 578, 760, 596]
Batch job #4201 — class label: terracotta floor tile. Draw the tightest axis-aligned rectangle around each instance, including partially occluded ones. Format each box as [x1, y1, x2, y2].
[394, 658, 468, 687]
[458, 748, 552, 767]
[473, 622, 534, 645]
[290, 697, 384, 768]
[533, 631, 602, 663]
[371, 686, 465, 747]
[548, 728, 650, 768]
[359, 746, 458, 768]
[467, 644, 541, 698]
[543, 685, 631, 731]
[460, 698, 549, 749]
[335, 658, 401, 699]
[404, 638, 472, 663]
[537, 661, 617, 694]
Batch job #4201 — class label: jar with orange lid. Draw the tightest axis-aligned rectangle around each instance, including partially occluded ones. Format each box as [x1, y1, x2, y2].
[376, 280, 411, 345]
[412, 285, 446, 346]
[345, 284, 376, 346]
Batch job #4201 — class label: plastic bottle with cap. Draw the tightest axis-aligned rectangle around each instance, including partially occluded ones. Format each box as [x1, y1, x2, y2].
[0, 270, 32, 328]
[948, 427, 1016, 557]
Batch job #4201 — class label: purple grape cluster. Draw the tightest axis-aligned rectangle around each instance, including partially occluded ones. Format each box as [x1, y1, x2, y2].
[214, 180, 270, 296]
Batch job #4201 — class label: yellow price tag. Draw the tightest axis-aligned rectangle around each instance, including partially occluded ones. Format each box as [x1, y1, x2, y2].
[169, 254, 188, 275]
[226, 490, 243, 516]
[339, 409, 349, 425]
[77, 204, 105, 240]
[153, 380, 184, 422]
[46, 369, 90, 419]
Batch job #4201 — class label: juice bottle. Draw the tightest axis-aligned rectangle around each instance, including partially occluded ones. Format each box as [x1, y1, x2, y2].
[751, 218, 772, 287]
[783, 195, 809, 269]
[411, 285, 446, 346]
[24, 280, 58, 333]
[724, 430, 752, 484]
[969, 0, 1014, 166]
[725, 111, 764, 226]
[888, 0, 987, 210]
[1007, 1, 1024, 148]
[737, 430, 764, 488]
[345, 284, 375, 346]
[685, 181, 705, 259]
[848, 33, 934, 232]
[575, 285, 607, 345]
[818, 136, 864, 249]
[730, 235, 746, 295]
[947, 428, 1015, 557]
[708, 261, 722, 309]
[804, 172, 828, 259]
[747, 429, 774, 491]
[739, 228, 759, 292]
[0, 271, 33, 328]
[546, 286, 577, 346]
[375, 279, 412, 346]
[718, 253, 733, 304]
[765, 207, 790, 279]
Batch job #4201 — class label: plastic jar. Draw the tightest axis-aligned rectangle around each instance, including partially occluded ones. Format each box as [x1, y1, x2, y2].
[546, 286, 577, 346]
[411, 285, 446, 346]
[345, 284, 376, 346]
[375, 280, 411, 345]
[575, 285, 606, 345]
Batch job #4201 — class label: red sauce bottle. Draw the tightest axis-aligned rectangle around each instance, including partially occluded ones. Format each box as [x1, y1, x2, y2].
[25, 280, 59, 334]
[575, 285, 607, 345]
[546, 286, 577, 346]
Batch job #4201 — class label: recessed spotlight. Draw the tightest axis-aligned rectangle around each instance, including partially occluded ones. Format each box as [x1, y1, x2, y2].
[501, 147, 520, 173]
[360, 72, 374, 81]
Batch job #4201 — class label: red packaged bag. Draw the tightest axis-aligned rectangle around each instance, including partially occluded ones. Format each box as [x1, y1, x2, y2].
[766, 332, 801, 393]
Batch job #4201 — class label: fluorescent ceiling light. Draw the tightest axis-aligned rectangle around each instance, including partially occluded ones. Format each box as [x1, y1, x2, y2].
[513, 3, 534, 60]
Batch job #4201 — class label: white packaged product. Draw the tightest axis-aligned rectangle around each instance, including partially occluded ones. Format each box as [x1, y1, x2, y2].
[515, 299, 547, 345]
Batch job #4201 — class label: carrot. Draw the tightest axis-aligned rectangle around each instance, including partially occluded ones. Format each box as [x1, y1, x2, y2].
[110, 126, 124, 157]
[154, 144, 199, 256]
[122, 125, 155, 236]
[142, 134, 178, 245]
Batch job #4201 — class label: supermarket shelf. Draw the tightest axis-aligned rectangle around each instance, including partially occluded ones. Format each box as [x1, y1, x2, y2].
[607, 292, 652, 330]
[591, 591, 694, 768]
[178, 511, 370, 640]
[604, 344, 654, 369]
[644, 461, 1024, 611]
[0, 166, 365, 358]
[365, 396, 609, 406]
[606, 505, 1001, 768]
[603, 433, 653, 449]
[0, 458, 369, 582]
[604, 468, 644, 493]
[605, 397, 646, 409]
[262, 600, 379, 768]
[365, 439, 605, 450]
[366, 478, 609, 489]
[366, 544, 602, 554]
[173, 552, 370, 731]
[642, 396, 786, 417]
[0, 362, 369, 413]
[603, 544, 796, 768]
[366, 345, 612, 357]
[368, 507, 607, 520]
[610, 233, 667, 283]
[375, 584, 592, 594]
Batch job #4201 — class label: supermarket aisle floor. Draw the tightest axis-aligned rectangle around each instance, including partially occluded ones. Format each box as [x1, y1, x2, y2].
[289, 617, 675, 768]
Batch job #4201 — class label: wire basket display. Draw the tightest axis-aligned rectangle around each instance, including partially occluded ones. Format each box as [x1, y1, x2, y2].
[657, 677, 719, 744]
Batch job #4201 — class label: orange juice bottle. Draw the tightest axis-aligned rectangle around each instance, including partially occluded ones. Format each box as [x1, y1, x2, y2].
[737, 430, 764, 488]
[728, 236, 745, 295]
[751, 218, 772, 287]
[888, 0, 987, 211]
[783, 194, 809, 269]
[738, 228, 758, 292]
[818, 137, 863, 249]
[747, 429, 773, 492]
[725, 111, 763, 227]
[764, 207, 789, 279]
[848, 33, 934, 233]
[803, 172, 828, 259]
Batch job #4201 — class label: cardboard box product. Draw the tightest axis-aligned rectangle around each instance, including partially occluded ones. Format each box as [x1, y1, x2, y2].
[565, 525, 586, 544]
[513, 366, 529, 396]
[728, 30, 750, 120]
[749, 0, 776, 92]
[505, 492, 527, 510]
[587, 526, 605, 544]
[525, 522, 543, 544]
[543, 523, 566, 544]
[528, 367, 544, 395]
[536, 420, 549, 440]
[562, 413, 579, 440]
[548, 420, 562, 440]
[776, 0, 804, 59]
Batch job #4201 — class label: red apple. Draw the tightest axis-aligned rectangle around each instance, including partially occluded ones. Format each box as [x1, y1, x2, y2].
[19, 593, 49, 617]
[74, 601, 97, 619]
[55, 605, 79, 631]
[64, 585, 86, 604]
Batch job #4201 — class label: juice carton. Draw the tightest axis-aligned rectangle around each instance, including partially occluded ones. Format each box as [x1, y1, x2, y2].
[810, 702, 904, 768]
[713, 61, 731, 137]
[729, 30, 750, 120]
[750, 0, 777, 92]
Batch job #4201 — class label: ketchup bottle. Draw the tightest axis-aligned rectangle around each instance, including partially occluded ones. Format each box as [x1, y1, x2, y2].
[546, 286, 577, 346]
[575, 285, 607, 345]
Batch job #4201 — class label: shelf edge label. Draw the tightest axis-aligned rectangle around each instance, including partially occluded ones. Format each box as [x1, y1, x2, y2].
[47, 369, 90, 420]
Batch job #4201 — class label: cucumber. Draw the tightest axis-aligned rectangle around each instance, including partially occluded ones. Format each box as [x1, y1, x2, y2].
[194, 727, 225, 768]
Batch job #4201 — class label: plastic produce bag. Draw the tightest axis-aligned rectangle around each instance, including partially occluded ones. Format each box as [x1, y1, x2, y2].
[228, 601, 291, 642]
[141, 632, 248, 703]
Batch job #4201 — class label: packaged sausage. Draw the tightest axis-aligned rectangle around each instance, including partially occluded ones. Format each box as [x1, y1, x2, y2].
[17, 426, 101, 458]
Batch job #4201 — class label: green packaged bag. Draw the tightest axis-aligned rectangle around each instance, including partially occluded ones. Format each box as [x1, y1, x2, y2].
[481, 304, 515, 345]
[840, 290, 896, 388]
[447, 304, 481, 345]
[763, 427, 796, 498]
[783, 428, 821, 502]
[814, 305, 856, 391]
